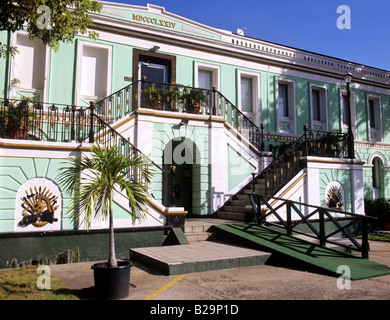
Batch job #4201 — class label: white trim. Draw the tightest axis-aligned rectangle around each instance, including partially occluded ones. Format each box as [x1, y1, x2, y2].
[9, 31, 50, 102]
[309, 83, 328, 131]
[367, 94, 382, 142]
[194, 61, 220, 91]
[276, 77, 296, 134]
[237, 70, 261, 125]
[76, 40, 112, 105]
[368, 150, 388, 167]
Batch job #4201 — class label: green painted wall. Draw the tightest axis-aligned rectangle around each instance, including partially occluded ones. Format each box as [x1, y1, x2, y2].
[0, 157, 74, 232]
[0, 227, 171, 269]
[319, 168, 353, 212]
[48, 42, 76, 105]
[0, 31, 10, 99]
[356, 146, 390, 200]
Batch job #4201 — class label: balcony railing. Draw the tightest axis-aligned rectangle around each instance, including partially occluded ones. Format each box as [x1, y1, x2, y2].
[95, 80, 262, 151]
[0, 98, 94, 143]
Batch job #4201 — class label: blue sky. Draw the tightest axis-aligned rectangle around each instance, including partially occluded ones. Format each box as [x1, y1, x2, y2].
[102, 0, 390, 71]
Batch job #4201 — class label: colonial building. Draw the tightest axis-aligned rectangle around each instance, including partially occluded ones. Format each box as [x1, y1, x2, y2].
[0, 2, 388, 266]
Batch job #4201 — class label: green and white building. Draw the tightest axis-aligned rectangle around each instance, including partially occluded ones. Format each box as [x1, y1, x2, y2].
[0, 2, 388, 266]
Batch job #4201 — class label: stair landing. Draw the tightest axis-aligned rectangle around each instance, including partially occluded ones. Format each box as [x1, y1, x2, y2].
[130, 218, 271, 275]
[130, 240, 271, 275]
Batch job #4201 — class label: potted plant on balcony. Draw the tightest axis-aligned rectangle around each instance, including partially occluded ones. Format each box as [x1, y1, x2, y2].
[0, 99, 31, 139]
[58, 144, 152, 299]
[181, 87, 207, 114]
[141, 83, 163, 110]
[165, 84, 181, 112]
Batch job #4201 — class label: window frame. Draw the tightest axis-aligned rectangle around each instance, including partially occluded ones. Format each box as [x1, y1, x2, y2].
[9, 31, 51, 102]
[310, 84, 328, 131]
[194, 62, 220, 91]
[238, 70, 261, 125]
[76, 41, 112, 106]
[367, 95, 382, 142]
[276, 78, 296, 134]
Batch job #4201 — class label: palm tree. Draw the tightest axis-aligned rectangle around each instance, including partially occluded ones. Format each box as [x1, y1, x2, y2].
[58, 143, 152, 268]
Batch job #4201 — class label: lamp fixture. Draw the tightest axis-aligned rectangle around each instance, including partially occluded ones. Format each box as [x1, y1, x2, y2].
[149, 45, 160, 52]
[179, 119, 189, 126]
[343, 71, 353, 85]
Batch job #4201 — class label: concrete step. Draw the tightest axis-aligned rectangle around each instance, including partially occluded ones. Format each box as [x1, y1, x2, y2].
[229, 199, 251, 206]
[223, 205, 247, 213]
[184, 224, 210, 234]
[235, 194, 251, 200]
[130, 241, 272, 275]
[185, 232, 213, 242]
[217, 211, 246, 221]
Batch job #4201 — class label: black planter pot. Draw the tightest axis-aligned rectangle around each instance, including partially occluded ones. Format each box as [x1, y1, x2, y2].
[91, 260, 132, 300]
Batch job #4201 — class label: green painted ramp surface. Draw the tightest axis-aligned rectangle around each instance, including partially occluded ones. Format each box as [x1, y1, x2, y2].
[213, 223, 390, 280]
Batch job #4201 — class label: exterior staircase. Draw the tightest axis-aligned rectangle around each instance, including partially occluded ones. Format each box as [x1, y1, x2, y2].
[216, 127, 349, 222]
[217, 139, 306, 221]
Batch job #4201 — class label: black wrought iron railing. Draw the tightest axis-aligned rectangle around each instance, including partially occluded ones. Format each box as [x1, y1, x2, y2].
[0, 98, 94, 143]
[94, 80, 262, 150]
[249, 194, 375, 259]
[306, 128, 349, 158]
[254, 125, 350, 201]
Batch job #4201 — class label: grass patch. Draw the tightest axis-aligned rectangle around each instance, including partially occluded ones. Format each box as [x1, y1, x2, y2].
[356, 233, 390, 242]
[0, 266, 79, 300]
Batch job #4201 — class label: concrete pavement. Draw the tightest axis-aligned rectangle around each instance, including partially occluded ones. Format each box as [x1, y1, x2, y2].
[49, 239, 390, 300]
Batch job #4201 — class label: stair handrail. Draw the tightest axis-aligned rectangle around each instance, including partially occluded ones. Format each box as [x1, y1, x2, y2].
[254, 130, 307, 201]
[91, 112, 164, 172]
[89, 113, 163, 194]
[90, 113, 180, 207]
[249, 194, 376, 259]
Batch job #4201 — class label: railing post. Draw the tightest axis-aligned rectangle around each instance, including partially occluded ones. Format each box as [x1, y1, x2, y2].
[303, 124, 308, 156]
[251, 172, 256, 194]
[286, 201, 292, 236]
[260, 123, 265, 151]
[71, 104, 76, 141]
[170, 165, 176, 207]
[319, 209, 326, 247]
[361, 218, 369, 259]
[212, 86, 217, 116]
[89, 101, 95, 144]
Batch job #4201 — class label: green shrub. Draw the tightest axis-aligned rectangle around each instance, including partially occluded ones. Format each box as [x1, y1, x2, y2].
[364, 198, 390, 228]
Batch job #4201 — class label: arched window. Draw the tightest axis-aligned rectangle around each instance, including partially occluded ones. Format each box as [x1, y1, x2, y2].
[372, 157, 383, 199]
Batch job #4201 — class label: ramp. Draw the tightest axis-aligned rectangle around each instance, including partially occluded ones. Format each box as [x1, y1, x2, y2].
[212, 223, 390, 280]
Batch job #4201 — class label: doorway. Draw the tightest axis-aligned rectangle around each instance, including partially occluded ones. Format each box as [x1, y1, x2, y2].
[162, 138, 200, 215]
[133, 49, 176, 84]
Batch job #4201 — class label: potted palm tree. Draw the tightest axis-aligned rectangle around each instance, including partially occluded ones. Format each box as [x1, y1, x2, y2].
[58, 143, 152, 299]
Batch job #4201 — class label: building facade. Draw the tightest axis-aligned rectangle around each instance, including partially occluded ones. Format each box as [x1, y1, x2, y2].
[0, 2, 389, 265]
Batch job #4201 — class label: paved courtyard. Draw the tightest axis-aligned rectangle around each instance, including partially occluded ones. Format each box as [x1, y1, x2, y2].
[50, 239, 390, 301]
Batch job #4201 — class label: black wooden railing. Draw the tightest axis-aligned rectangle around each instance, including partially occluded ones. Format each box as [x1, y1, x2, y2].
[249, 194, 375, 259]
